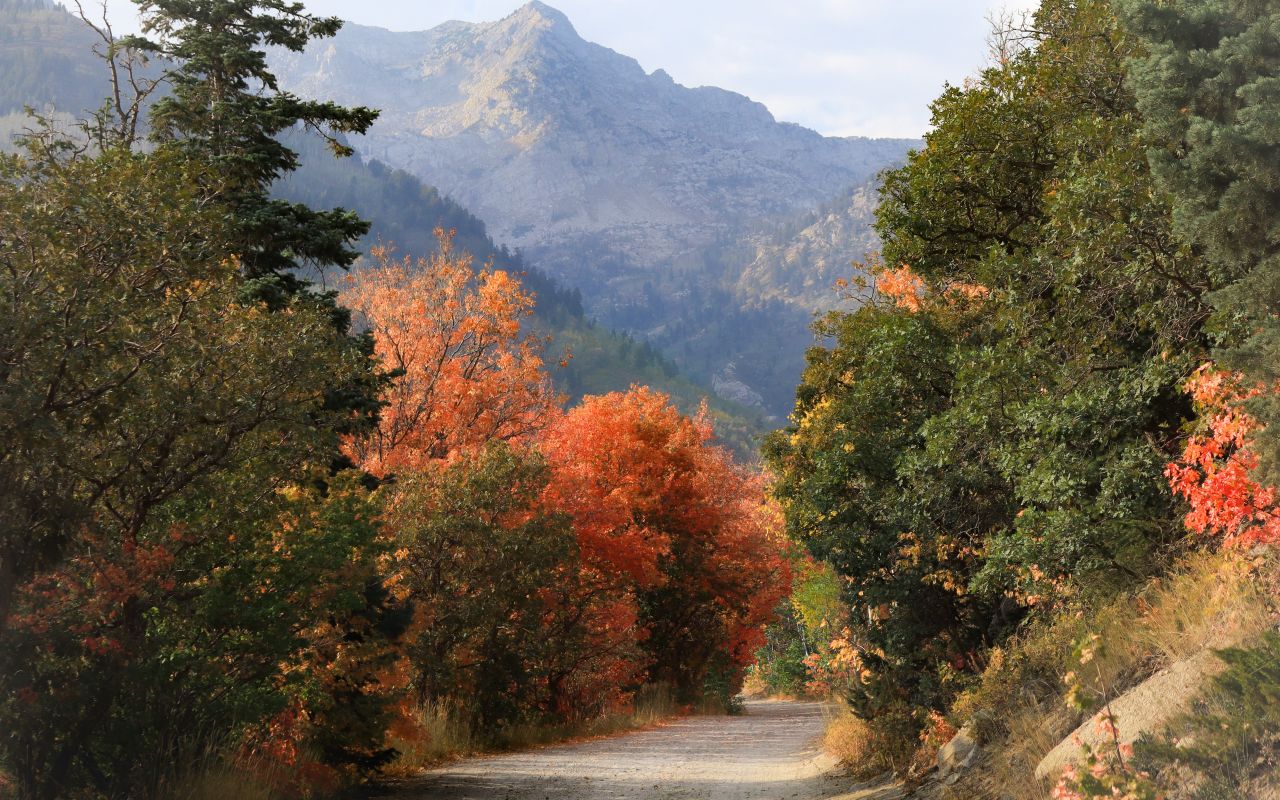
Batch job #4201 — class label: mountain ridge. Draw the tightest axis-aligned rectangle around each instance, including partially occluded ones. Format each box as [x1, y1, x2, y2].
[268, 4, 913, 269]
[269, 2, 917, 415]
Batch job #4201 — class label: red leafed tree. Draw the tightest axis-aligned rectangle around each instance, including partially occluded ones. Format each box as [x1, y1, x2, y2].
[340, 232, 561, 475]
[1166, 364, 1280, 547]
[541, 387, 791, 702]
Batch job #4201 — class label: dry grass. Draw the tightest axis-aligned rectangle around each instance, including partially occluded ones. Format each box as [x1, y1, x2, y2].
[943, 549, 1280, 800]
[1133, 549, 1273, 664]
[822, 704, 917, 779]
[161, 747, 292, 800]
[387, 697, 479, 774]
[166, 766, 279, 800]
[976, 697, 1072, 800]
[823, 707, 878, 771]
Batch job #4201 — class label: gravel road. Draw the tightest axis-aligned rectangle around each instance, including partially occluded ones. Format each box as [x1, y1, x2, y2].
[391, 699, 903, 800]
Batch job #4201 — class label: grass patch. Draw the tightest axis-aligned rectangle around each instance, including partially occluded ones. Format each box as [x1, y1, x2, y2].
[1136, 631, 1280, 796]
[823, 703, 918, 779]
[165, 766, 279, 800]
[942, 549, 1278, 800]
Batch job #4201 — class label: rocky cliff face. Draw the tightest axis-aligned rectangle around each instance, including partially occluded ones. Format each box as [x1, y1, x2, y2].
[270, 2, 917, 414]
[730, 180, 883, 312]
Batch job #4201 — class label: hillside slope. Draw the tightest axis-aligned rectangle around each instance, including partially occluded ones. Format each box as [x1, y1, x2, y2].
[277, 134, 768, 453]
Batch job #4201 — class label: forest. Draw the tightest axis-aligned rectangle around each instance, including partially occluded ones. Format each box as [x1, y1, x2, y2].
[0, 2, 789, 797]
[5, 0, 1280, 798]
[755, 0, 1280, 797]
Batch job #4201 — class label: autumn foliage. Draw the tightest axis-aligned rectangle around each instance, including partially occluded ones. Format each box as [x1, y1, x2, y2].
[340, 232, 560, 474]
[333, 235, 789, 739]
[0, 162, 788, 797]
[1166, 365, 1280, 548]
[543, 389, 790, 701]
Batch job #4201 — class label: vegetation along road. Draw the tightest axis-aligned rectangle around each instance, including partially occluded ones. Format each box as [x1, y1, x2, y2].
[394, 700, 899, 800]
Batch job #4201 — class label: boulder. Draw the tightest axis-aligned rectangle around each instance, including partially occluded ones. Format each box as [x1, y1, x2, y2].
[1034, 649, 1224, 780]
[937, 724, 980, 779]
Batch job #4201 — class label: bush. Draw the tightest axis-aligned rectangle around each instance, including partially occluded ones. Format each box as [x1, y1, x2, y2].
[823, 704, 919, 779]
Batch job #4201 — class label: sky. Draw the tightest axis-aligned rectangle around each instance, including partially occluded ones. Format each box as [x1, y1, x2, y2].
[97, 0, 1040, 139]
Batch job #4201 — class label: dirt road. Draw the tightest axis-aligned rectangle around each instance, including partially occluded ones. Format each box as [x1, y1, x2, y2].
[392, 700, 902, 800]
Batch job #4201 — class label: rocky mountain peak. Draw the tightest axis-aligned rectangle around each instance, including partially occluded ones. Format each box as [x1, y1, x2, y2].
[486, 1, 586, 66]
[267, 5, 918, 416]
[507, 1, 574, 31]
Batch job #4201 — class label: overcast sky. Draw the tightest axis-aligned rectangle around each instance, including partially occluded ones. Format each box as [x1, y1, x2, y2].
[97, 0, 1040, 139]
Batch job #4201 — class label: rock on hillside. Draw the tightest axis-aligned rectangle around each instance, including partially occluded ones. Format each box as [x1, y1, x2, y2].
[1035, 650, 1227, 781]
[729, 180, 882, 312]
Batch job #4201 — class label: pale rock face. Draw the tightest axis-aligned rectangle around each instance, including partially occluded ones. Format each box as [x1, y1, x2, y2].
[269, 2, 917, 412]
[270, 2, 911, 292]
[732, 181, 883, 312]
[712, 363, 768, 411]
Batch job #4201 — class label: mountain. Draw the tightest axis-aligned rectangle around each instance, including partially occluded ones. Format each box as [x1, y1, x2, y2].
[0, 0, 107, 118]
[275, 134, 769, 454]
[268, 2, 918, 415]
[0, 0, 768, 455]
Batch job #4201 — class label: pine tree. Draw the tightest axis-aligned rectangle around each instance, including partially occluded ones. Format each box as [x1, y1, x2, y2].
[127, 0, 378, 306]
[1122, 0, 1280, 480]
[119, 0, 388, 458]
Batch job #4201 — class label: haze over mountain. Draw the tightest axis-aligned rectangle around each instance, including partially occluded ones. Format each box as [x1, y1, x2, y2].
[269, 1, 917, 415]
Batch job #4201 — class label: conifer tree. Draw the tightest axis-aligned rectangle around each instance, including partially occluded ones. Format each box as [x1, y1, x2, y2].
[1122, 0, 1280, 479]
[116, 0, 390, 467]
[127, 0, 378, 305]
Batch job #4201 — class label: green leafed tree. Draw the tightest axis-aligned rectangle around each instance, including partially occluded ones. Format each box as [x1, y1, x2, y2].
[389, 442, 579, 733]
[0, 145, 404, 799]
[766, 0, 1218, 729]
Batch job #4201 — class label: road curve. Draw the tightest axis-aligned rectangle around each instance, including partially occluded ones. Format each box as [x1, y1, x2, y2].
[392, 699, 899, 800]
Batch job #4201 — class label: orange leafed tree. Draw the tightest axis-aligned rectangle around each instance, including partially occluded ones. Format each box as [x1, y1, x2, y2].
[340, 232, 561, 475]
[1166, 364, 1280, 547]
[863, 258, 989, 314]
[541, 387, 791, 699]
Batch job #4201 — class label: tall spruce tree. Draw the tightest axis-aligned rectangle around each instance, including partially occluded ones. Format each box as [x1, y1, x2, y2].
[121, 0, 387, 458]
[1122, 0, 1280, 480]
[128, 0, 377, 306]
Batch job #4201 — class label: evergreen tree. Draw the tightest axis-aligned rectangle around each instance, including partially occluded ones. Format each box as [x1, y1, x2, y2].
[1122, 0, 1280, 481]
[128, 0, 378, 305]
[124, 0, 387, 460]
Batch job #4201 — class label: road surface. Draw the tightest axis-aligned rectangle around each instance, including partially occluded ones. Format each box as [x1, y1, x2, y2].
[392, 699, 903, 800]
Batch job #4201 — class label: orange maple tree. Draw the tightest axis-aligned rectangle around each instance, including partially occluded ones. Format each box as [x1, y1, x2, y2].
[1166, 364, 1280, 547]
[340, 231, 561, 475]
[541, 387, 791, 698]
[870, 260, 989, 313]
[336, 236, 789, 721]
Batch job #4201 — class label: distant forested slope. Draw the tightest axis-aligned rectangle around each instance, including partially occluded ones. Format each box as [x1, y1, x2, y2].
[0, 0, 108, 117]
[277, 135, 768, 453]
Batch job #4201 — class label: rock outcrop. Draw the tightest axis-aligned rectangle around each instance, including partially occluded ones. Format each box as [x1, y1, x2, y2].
[1035, 650, 1225, 780]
